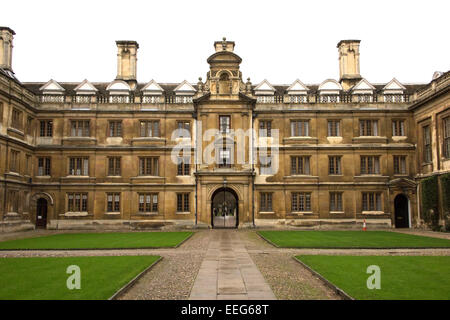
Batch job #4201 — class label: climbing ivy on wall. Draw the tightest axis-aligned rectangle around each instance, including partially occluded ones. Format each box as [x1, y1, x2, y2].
[440, 173, 450, 231]
[421, 175, 439, 227]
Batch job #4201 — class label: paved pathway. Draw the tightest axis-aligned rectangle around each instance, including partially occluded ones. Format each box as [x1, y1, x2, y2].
[189, 230, 276, 300]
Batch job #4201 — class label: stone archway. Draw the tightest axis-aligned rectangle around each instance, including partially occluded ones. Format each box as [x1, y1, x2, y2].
[211, 187, 239, 228]
[30, 192, 54, 228]
[394, 194, 410, 228]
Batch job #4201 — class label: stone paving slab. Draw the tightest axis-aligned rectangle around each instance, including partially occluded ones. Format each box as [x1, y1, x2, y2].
[189, 230, 276, 300]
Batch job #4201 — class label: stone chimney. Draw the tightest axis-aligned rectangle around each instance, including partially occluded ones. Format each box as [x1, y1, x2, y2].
[0, 27, 15, 73]
[115, 40, 139, 81]
[214, 37, 235, 52]
[337, 40, 362, 90]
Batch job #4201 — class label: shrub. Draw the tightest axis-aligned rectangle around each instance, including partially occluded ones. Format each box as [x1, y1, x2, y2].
[421, 175, 439, 229]
[440, 173, 450, 232]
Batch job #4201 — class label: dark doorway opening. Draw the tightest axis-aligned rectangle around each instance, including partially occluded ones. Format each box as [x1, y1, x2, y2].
[36, 198, 48, 228]
[211, 187, 238, 228]
[394, 194, 409, 228]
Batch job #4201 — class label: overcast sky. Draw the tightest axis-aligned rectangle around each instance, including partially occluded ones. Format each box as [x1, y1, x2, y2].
[3, 0, 449, 85]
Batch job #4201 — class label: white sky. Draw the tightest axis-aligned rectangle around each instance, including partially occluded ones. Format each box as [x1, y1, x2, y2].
[3, 0, 449, 85]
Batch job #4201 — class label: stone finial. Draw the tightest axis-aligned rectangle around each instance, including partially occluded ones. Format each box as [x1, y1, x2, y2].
[214, 38, 235, 52]
[246, 77, 252, 93]
[0, 27, 15, 72]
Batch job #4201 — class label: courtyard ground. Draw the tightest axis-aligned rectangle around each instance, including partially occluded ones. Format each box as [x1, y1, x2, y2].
[0, 229, 449, 300]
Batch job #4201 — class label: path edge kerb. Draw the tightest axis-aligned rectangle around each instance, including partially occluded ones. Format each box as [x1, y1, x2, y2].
[174, 232, 195, 248]
[256, 232, 280, 248]
[292, 256, 354, 300]
[109, 256, 163, 300]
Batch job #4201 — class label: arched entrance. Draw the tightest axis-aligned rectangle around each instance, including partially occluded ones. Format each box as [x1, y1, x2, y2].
[36, 198, 48, 228]
[394, 194, 410, 228]
[211, 187, 238, 228]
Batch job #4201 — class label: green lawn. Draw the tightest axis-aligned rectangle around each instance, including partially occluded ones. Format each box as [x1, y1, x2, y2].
[0, 232, 193, 250]
[0, 255, 160, 299]
[258, 231, 450, 248]
[296, 255, 450, 300]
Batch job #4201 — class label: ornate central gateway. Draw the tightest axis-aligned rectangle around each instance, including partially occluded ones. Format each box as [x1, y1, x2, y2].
[211, 188, 238, 228]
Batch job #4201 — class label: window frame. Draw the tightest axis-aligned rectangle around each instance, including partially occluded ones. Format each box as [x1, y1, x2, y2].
[11, 108, 23, 130]
[70, 120, 90, 137]
[176, 193, 190, 212]
[139, 120, 160, 137]
[423, 125, 432, 163]
[219, 115, 231, 134]
[362, 192, 382, 212]
[177, 157, 190, 176]
[260, 192, 273, 212]
[108, 120, 122, 137]
[107, 193, 121, 212]
[327, 120, 341, 137]
[291, 156, 310, 175]
[177, 121, 191, 138]
[108, 157, 121, 176]
[68, 157, 89, 176]
[360, 155, 381, 175]
[8, 190, 20, 213]
[67, 193, 88, 212]
[443, 117, 450, 159]
[290, 120, 309, 137]
[329, 192, 343, 212]
[393, 155, 407, 175]
[328, 156, 342, 175]
[291, 192, 312, 212]
[37, 157, 51, 176]
[138, 193, 158, 213]
[392, 119, 406, 137]
[359, 119, 379, 136]
[39, 120, 53, 137]
[259, 120, 272, 137]
[139, 157, 159, 176]
[10, 150, 20, 173]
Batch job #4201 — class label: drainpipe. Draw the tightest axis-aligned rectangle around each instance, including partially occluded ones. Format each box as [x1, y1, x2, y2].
[251, 107, 256, 228]
[195, 170, 198, 227]
[193, 107, 198, 227]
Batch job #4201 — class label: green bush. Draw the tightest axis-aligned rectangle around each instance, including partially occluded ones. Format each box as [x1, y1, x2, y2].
[440, 173, 450, 231]
[421, 175, 439, 229]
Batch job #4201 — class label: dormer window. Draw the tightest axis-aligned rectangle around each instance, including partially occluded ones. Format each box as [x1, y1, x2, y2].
[74, 79, 97, 104]
[39, 79, 65, 103]
[173, 80, 196, 103]
[318, 79, 342, 103]
[382, 78, 406, 103]
[106, 80, 131, 103]
[352, 78, 375, 103]
[141, 80, 164, 104]
[254, 80, 279, 103]
[287, 79, 309, 103]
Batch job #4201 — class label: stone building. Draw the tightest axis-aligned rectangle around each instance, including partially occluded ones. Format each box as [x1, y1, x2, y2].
[0, 27, 448, 231]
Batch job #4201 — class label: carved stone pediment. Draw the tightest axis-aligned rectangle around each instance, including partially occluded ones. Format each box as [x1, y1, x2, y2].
[388, 177, 417, 192]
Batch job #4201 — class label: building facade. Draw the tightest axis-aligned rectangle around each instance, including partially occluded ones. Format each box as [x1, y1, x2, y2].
[0, 28, 448, 231]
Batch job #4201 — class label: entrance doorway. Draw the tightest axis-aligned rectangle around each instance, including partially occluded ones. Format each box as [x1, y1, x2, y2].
[36, 198, 48, 228]
[394, 194, 409, 228]
[211, 187, 238, 228]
